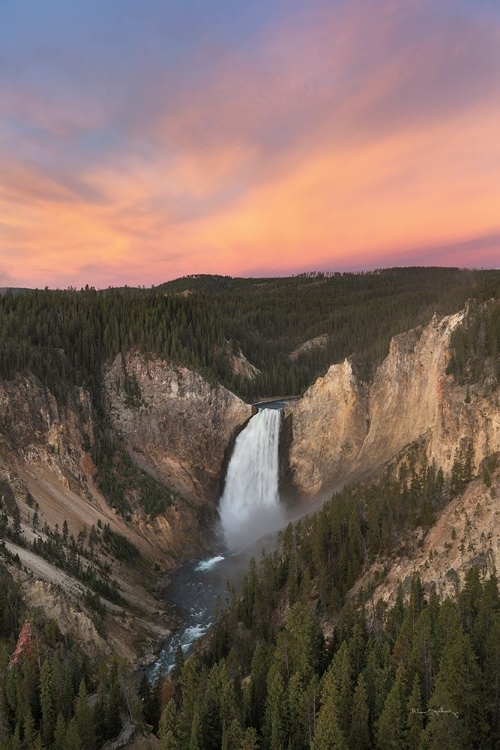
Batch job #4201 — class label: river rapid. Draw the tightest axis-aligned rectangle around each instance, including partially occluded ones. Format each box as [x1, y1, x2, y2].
[149, 550, 258, 680]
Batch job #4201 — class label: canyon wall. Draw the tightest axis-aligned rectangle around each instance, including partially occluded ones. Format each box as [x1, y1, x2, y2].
[0, 375, 95, 496]
[104, 353, 252, 503]
[285, 309, 500, 496]
[0, 357, 252, 565]
[281, 360, 368, 496]
[0, 361, 252, 659]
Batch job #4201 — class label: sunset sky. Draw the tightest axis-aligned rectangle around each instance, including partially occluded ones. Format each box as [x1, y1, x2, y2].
[1, 0, 499, 288]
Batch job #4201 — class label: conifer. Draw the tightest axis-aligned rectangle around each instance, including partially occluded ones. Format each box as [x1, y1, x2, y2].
[349, 673, 370, 750]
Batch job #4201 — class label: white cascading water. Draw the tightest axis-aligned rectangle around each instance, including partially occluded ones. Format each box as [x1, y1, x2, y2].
[150, 407, 284, 679]
[219, 407, 285, 550]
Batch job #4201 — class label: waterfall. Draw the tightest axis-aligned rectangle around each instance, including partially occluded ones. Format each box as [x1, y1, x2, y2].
[219, 407, 284, 550]
[150, 406, 284, 679]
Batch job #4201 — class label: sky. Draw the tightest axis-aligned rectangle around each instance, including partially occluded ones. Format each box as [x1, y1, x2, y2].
[1, 0, 499, 288]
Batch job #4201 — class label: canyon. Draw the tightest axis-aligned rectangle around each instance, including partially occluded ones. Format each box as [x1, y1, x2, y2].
[1, 302, 499, 663]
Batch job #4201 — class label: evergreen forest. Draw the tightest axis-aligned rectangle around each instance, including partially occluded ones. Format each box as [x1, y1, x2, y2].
[1, 267, 500, 405]
[0, 562, 156, 750]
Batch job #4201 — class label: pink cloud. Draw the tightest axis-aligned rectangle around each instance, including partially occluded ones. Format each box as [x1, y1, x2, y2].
[1, 0, 499, 286]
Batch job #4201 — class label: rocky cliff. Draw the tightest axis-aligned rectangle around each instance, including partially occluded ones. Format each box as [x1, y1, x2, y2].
[104, 353, 252, 503]
[0, 375, 95, 495]
[282, 360, 368, 496]
[0, 360, 251, 662]
[349, 459, 500, 608]
[0, 374, 174, 658]
[284, 308, 500, 496]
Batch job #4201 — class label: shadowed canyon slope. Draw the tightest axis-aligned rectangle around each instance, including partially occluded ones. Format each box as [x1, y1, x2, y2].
[0, 364, 251, 659]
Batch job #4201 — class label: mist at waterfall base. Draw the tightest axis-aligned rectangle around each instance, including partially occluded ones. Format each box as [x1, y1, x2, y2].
[149, 407, 286, 679]
[219, 407, 285, 551]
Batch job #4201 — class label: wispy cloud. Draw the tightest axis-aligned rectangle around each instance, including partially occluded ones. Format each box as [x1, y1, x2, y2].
[0, 0, 499, 286]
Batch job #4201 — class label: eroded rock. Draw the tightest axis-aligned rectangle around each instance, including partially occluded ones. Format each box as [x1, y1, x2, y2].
[104, 353, 252, 503]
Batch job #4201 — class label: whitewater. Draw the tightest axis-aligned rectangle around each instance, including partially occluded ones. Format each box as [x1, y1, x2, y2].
[219, 407, 285, 550]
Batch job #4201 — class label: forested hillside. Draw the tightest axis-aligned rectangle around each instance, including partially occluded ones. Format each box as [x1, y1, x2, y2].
[157, 267, 500, 394]
[447, 298, 500, 386]
[0, 562, 148, 750]
[157, 453, 500, 750]
[0, 268, 499, 405]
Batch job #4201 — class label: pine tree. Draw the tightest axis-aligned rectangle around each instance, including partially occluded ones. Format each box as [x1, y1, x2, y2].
[92, 679, 107, 746]
[287, 671, 308, 750]
[244, 642, 270, 733]
[200, 662, 224, 750]
[485, 613, 500, 744]
[264, 667, 287, 750]
[331, 642, 353, 737]
[376, 665, 407, 750]
[421, 628, 483, 750]
[240, 726, 259, 750]
[276, 602, 324, 682]
[406, 675, 423, 750]
[407, 605, 437, 705]
[5, 665, 19, 723]
[106, 667, 122, 738]
[189, 702, 202, 750]
[20, 655, 39, 720]
[53, 713, 67, 750]
[158, 700, 180, 750]
[40, 658, 56, 749]
[22, 707, 36, 749]
[311, 680, 347, 750]
[222, 718, 243, 750]
[364, 643, 392, 728]
[179, 657, 201, 745]
[171, 645, 184, 681]
[10, 724, 21, 750]
[75, 680, 95, 750]
[349, 673, 370, 750]
[219, 661, 239, 738]
[11, 506, 21, 540]
[64, 716, 84, 750]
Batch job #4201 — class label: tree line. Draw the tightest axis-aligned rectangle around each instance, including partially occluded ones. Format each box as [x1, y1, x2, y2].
[447, 298, 500, 387]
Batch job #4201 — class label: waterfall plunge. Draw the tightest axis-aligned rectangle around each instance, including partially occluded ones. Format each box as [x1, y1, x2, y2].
[219, 408, 285, 551]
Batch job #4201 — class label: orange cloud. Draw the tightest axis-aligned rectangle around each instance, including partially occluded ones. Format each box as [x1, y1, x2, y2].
[163, 102, 500, 275]
[1, 0, 499, 287]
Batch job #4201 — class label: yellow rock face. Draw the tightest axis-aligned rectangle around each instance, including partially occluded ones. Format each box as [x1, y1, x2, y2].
[286, 309, 500, 497]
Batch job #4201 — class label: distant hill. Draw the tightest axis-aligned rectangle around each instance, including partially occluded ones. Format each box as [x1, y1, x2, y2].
[1, 268, 500, 404]
[157, 267, 500, 394]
